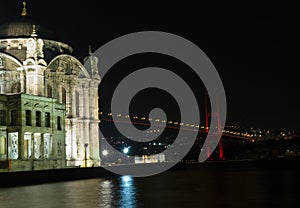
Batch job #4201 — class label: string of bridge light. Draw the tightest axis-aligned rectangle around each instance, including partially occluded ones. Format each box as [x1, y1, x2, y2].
[99, 112, 255, 138]
[99, 112, 206, 129]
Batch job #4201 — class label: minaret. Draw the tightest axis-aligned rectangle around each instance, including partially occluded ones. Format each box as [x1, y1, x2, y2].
[87, 45, 100, 80]
[83, 45, 101, 166]
[88, 44, 92, 55]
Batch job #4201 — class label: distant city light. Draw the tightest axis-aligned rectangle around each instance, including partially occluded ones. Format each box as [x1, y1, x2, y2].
[123, 147, 129, 154]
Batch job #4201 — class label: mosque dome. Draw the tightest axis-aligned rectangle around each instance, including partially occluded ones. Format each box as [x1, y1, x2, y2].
[0, 18, 54, 39]
[0, 19, 34, 38]
[0, 1, 54, 39]
[0, 1, 73, 62]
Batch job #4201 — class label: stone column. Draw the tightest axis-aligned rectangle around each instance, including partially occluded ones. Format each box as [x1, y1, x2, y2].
[66, 86, 71, 117]
[89, 82, 100, 165]
[31, 133, 35, 170]
[36, 67, 45, 96]
[72, 89, 76, 117]
[83, 84, 89, 119]
[19, 131, 24, 160]
[79, 89, 84, 117]
[79, 121, 84, 160]
[89, 83, 99, 119]
[65, 119, 72, 160]
[40, 133, 44, 160]
[22, 132, 31, 160]
[0, 82, 4, 94]
[71, 119, 77, 160]
[48, 134, 52, 159]
[89, 121, 100, 165]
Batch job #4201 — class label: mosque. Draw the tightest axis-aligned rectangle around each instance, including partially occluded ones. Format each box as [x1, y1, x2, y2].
[0, 2, 101, 171]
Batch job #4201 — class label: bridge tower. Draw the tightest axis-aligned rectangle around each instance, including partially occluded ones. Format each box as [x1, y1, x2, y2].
[204, 94, 224, 160]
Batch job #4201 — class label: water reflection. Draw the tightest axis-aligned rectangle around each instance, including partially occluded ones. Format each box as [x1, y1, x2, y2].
[98, 176, 137, 208]
[0, 168, 299, 208]
[118, 176, 137, 207]
[98, 180, 113, 207]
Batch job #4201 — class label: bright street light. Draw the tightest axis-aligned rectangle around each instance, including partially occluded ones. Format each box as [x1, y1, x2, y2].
[102, 150, 108, 156]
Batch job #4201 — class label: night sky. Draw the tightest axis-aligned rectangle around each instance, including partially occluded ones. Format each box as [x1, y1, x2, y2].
[1, 0, 299, 131]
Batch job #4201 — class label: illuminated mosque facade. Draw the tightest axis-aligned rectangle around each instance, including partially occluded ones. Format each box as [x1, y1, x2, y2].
[0, 2, 101, 171]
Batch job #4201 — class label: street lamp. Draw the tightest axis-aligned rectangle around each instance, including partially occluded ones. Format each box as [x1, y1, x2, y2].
[102, 150, 108, 156]
[84, 143, 88, 167]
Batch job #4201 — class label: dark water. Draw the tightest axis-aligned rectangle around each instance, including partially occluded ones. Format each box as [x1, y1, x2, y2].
[0, 166, 299, 208]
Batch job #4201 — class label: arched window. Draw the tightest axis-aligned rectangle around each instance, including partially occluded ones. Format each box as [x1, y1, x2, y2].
[47, 84, 52, 98]
[61, 87, 66, 104]
[45, 112, 50, 127]
[57, 116, 62, 130]
[36, 111, 41, 127]
[25, 110, 31, 126]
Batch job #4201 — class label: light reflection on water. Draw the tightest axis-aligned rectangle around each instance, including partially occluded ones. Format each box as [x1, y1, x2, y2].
[99, 180, 114, 207]
[118, 176, 137, 207]
[0, 175, 138, 208]
[0, 168, 299, 208]
[98, 175, 137, 208]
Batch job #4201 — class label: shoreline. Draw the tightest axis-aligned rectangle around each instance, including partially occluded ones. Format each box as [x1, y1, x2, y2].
[186, 157, 300, 170]
[1, 157, 299, 188]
